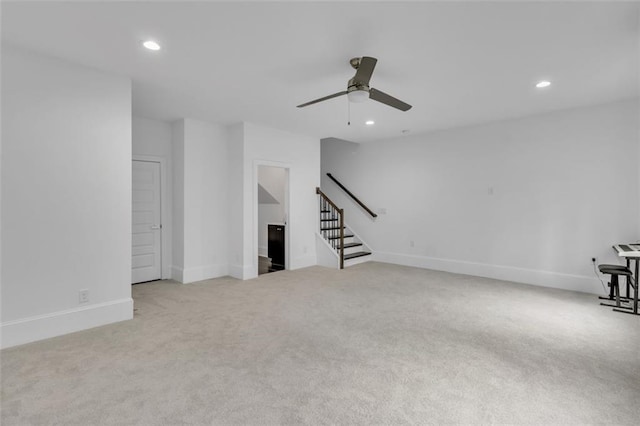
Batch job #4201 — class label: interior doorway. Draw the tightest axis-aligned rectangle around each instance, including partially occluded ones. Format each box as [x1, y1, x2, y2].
[257, 165, 289, 275]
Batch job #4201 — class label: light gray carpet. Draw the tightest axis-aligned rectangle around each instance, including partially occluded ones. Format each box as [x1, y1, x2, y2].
[2, 262, 639, 425]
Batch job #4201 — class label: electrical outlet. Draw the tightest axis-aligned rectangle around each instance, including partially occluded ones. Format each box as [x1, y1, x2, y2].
[79, 289, 89, 304]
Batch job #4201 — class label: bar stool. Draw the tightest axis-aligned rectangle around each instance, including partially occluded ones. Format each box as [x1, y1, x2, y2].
[598, 264, 633, 309]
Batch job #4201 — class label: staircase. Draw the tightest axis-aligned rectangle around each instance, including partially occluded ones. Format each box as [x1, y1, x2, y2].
[317, 187, 372, 268]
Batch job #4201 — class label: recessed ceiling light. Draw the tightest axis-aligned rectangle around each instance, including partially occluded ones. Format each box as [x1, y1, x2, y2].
[365, 120, 375, 125]
[143, 40, 161, 51]
[536, 80, 551, 88]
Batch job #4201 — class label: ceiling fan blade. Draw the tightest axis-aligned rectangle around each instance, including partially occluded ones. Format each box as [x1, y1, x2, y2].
[297, 91, 348, 108]
[369, 88, 412, 111]
[353, 56, 377, 85]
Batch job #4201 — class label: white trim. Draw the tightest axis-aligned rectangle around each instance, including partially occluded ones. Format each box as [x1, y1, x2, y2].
[132, 156, 171, 280]
[181, 264, 229, 284]
[315, 232, 340, 269]
[344, 254, 372, 267]
[252, 160, 291, 280]
[229, 264, 253, 280]
[0, 298, 134, 349]
[171, 265, 183, 282]
[345, 222, 372, 253]
[372, 251, 604, 295]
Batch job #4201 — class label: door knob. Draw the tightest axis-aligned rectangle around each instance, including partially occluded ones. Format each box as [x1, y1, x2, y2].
[150, 225, 162, 230]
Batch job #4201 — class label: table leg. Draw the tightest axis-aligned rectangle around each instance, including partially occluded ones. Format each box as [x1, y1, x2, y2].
[627, 258, 631, 298]
[635, 259, 639, 314]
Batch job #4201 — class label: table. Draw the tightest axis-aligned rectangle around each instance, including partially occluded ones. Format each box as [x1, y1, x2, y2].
[612, 243, 640, 315]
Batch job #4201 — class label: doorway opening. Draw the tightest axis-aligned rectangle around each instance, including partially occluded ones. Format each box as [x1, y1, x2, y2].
[257, 165, 289, 275]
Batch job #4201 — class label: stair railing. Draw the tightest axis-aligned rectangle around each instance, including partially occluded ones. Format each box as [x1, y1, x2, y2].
[316, 187, 344, 269]
[326, 173, 378, 218]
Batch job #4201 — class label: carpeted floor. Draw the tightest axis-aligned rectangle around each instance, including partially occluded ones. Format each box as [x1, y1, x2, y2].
[1, 262, 639, 425]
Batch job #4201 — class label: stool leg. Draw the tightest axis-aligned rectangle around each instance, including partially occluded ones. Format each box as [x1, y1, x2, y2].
[598, 277, 616, 301]
[601, 274, 628, 308]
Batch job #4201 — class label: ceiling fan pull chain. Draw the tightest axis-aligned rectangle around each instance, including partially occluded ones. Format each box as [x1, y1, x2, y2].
[347, 97, 351, 126]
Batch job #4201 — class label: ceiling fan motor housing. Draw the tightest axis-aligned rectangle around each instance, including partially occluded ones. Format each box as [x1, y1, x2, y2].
[348, 78, 370, 92]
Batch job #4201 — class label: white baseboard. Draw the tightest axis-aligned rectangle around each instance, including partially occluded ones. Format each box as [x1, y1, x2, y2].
[175, 264, 229, 284]
[373, 251, 604, 295]
[1, 298, 133, 349]
[171, 265, 184, 282]
[228, 264, 254, 280]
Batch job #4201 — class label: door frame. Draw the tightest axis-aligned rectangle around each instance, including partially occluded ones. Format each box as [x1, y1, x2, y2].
[132, 156, 170, 280]
[253, 160, 291, 278]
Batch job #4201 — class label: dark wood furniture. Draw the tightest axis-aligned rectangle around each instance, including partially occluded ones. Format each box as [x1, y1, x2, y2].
[268, 224, 285, 271]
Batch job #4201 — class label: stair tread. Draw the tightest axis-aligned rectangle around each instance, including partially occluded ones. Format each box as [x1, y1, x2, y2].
[338, 242, 362, 249]
[328, 234, 353, 240]
[344, 251, 372, 260]
[321, 218, 339, 221]
[321, 226, 345, 230]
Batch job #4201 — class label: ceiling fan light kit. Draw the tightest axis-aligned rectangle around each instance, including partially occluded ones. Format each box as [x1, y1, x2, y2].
[347, 90, 369, 103]
[297, 56, 412, 111]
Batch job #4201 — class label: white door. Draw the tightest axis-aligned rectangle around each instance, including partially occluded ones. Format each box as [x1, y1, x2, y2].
[132, 160, 162, 283]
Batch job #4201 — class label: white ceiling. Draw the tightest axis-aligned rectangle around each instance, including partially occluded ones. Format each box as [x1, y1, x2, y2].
[2, 1, 638, 143]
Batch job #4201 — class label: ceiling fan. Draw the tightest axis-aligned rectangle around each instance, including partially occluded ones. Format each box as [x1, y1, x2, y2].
[297, 56, 412, 111]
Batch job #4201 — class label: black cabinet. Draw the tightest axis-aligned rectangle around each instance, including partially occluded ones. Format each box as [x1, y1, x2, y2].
[268, 224, 285, 271]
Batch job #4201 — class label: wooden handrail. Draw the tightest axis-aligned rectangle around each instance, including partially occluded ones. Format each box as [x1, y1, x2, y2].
[316, 187, 344, 269]
[326, 173, 378, 218]
[316, 187, 340, 211]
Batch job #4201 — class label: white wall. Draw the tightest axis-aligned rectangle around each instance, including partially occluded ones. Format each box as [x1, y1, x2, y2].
[258, 166, 286, 257]
[1, 46, 133, 348]
[227, 123, 246, 278]
[226, 122, 320, 279]
[133, 117, 172, 159]
[259, 166, 286, 204]
[172, 121, 320, 281]
[322, 99, 640, 294]
[172, 118, 229, 283]
[171, 120, 186, 281]
[132, 116, 173, 279]
[246, 123, 320, 276]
